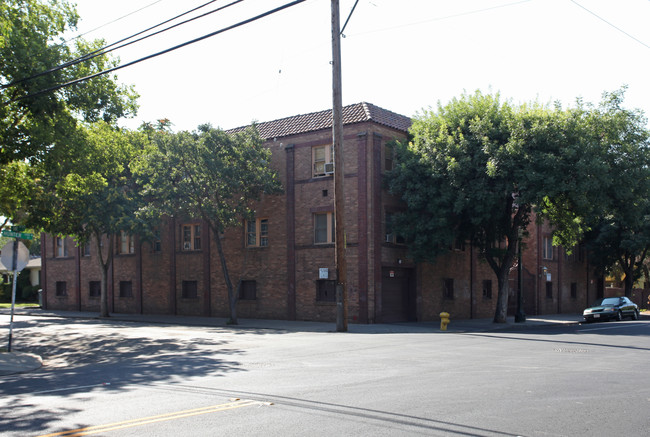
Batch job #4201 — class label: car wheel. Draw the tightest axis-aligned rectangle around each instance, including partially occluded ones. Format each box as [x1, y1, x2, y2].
[632, 310, 639, 320]
[616, 311, 623, 321]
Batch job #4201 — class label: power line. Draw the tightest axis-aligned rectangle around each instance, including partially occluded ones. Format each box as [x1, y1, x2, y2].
[344, 0, 532, 37]
[340, 0, 359, 37]
[63, 0, 165, 45]
[1, 0, 235, 90]
[4, 0, 308, 105]
[569, 0, 650, 50]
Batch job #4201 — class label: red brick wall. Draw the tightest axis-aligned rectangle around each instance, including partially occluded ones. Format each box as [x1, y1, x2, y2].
[41, 119, 597, 323]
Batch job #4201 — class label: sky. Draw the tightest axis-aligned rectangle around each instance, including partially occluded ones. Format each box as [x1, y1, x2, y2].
[68, 0, 650, 132]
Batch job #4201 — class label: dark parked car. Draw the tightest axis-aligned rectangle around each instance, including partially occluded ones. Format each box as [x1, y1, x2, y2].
[583, 296, 639, 322]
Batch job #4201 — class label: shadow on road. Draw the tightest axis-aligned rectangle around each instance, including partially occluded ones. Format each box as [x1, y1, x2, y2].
[0, 316, 246, 433]
[0, 318, 243, 396]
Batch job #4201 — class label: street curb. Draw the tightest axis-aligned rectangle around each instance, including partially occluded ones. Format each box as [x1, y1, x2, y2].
[0, 351, 43, 376]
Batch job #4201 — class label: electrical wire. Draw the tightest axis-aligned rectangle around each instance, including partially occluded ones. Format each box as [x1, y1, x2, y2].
[569, 0, 649, 50]
[340, 0, 359, 37]
[343, 0, 532, 37]
[1, 0, 233, 90]
[3, 0, 308, 105]
[63, 0, 165, 45]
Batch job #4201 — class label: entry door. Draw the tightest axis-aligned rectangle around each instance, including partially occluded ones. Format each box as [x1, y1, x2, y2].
[381, 267, 414, 323]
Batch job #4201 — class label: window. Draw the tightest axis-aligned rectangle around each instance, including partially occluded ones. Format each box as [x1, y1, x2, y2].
[152, 229, 162, 252]
[546, 282, 553, 299]
[316, 279, 336, 302]
[55, 281, 67, 297]
[384, 144, 394, 171]
[89, 281, 101, 297]
[246, 218, 269, 247]
[385, 212, 405, 244]
[314, 212, 335, 244]
[482, 280, 492, 299]
[312, 145, 333, 177]
[119, 281, 133, 298]
[119, 231, 135, 254]
[570, 282, 577, 299]
[452, 238, 465, 251]
[542, 236, 553, 260]
[182, 224, 202, 251]
[443, 278, 454, 300]
[182, 280, 198, 298]
[239, 280, 257, 300]
[56, 237, 68, 258]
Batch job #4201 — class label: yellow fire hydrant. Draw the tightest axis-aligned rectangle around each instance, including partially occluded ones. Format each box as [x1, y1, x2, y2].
[440, 312, 450, 331]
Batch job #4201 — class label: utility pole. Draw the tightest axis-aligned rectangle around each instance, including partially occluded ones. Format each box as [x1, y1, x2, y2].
[331, 0, 347, 332]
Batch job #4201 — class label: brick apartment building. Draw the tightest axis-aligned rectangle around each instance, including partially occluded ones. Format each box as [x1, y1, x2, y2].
[41, 102, 600, 323]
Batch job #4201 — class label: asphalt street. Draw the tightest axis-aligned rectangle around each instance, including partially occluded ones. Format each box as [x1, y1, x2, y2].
[1, 312, 649, 436]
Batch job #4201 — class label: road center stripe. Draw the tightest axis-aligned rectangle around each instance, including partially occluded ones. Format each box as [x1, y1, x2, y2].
[36, 400, 262, 437]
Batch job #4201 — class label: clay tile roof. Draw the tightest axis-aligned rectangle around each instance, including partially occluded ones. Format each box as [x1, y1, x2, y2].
[226, 102, 411, 140]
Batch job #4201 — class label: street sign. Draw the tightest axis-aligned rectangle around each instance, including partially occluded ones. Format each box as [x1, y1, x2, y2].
[10, 225, 25, 232]
[1, 230, 33, 240]
[1, 240, 30, 272]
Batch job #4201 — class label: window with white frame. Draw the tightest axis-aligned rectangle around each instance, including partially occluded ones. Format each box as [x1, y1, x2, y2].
[314, 212, 335, 244]
[56, 236, 68, 258]
[246, 218, 269, 247]
[542, 236, 553, 260]
[312, 145, 333, 177]
[119, 231, 135, 254]
[182, 224, 202, 251]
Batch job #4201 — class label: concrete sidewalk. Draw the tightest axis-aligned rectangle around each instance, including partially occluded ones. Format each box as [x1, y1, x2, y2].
[1, 307, 589, 376]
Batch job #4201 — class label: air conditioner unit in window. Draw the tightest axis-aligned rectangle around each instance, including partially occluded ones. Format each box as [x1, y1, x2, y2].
[183, 242, 191, 250]
[324, 162, 334, 174]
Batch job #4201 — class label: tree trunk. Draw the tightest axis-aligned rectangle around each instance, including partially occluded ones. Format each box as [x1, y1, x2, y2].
[100, 260, 110, 318]
[488, 233, 520, 323]
[623, 267, 634, 298]
[213, 228, 237, 325]
[493, 267, 510, 323]
[95, 232, 114, 318]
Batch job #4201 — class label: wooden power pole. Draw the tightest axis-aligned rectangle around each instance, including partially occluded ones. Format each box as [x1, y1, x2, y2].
[331, 0, 347, 332]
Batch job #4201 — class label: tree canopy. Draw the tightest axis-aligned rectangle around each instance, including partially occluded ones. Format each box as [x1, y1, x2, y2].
[135, 124, 283, 324]
[0, 0, 139, 229]
[32, 122, 150, 316]
[387, 90, 620, 322]
[580, 90, 650, 296]
[1, 0, 138, 165]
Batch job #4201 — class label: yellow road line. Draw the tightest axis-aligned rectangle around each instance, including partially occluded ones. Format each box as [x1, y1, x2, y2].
[37, 400, 261, 437]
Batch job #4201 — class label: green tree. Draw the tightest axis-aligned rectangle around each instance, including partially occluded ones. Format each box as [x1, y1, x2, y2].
[1, 0, 138, 233]
[0, 160, 39, 229]
[32, 122, 150, 317]
[136, 124, 282, 325]
[387, 91, 599, 323]
[581, 90, 650, 297]
[0, 0, 138, 166]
